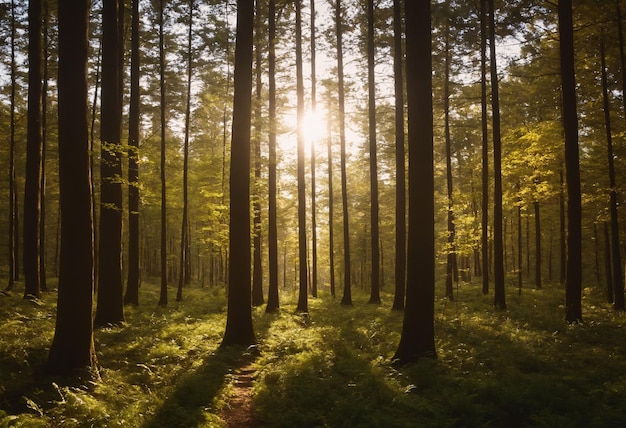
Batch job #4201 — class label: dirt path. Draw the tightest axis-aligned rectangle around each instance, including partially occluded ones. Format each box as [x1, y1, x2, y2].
[221, 363, 259, 427]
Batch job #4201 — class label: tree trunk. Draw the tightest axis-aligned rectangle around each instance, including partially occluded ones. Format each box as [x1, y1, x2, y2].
[221, 0, 257, 347]
[7, 0, 17, 291]
[559, 168, 566, 285]
[393, 0, 436, 364]
[336, 0, 352, 306]
[600, 33, 624, 310]
[488, 0, 506, 310]
[308, 0, 319, 299]
[266, 0, 280, 313]
[559, 0, 583, 324]
[534, 201, 542, 289]
[125, 0, 141, 306]
[158, 0, 168, 307]
[295, 0, 308, 314]
[604, 222, 614, 304]
[24, 0, 43, 300]
[391, 0, 406, 311]
[480, 0, 489, 295]
[444, 9, 456, 301]
[48, 0, 99, 376]
[252, 1, 264, 307]
[95, 0, 125, 326]
[518, 204, 522, 295]
[40, 0, 49, 293]
[178, 0, 194, 303]
[367, 0, 381, 305]
[327, 101, 336, 298]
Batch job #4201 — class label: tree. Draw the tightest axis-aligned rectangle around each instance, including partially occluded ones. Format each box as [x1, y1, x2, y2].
[480, 0, 489, 296]
[158, 0, 168, 307]
[336, 0, 352, 306]
[393, 0, 436, 364]
[23, 0, 43, 299]
[6, 0, 18, 292]
[488, 0, 506, 310]
[221, 0, 256, 347]
[296, 0, 308, 314]
[367, 0, 381, 305]
[125, 0, 141, 306]
[559, 0, 583, 324]
[95, 0, 125, 326]
[266, 0, 280, 313]
[391, 0, 406, 311]
[310, 0, 318, 299]
[177, 0, 194, 303]
[600, 31, 624, 310]
[48, 0, 99, 375]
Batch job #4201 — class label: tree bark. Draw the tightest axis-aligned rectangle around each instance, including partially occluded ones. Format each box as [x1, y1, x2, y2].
[559, 0, 583, 324]
[7, 0, 18, 291]
[393, 0, 436, 364]
[158, 0, 168, 307]
[48, 0, 99, 376]
[221, 0, 257, 347]
[480, 0, 489, 295]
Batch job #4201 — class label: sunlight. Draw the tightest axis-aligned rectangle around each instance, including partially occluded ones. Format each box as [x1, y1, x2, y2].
[280, 106, 328, 156]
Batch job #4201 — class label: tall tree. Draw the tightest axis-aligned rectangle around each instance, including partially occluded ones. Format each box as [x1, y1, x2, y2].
[6, 0, 18, 292]
[221, 0, 256, 347]
[327, 99, 336, 298]
[393, 0, 436, 364]
[480, 0, 489, 295]
[266, 0, 280, 313]
[336, 0, 352, 306]
[391, 0, 406, 311]
[177, 0, 194, 303]
[488, 0, 506, 310]
[600, 32, 624, 310]
[296, 0, 308, 313]
[125, 0, 141, 306]
[310, 0, 318, 298]
[559, 0, 583, 324]
[48, 0, 99, 375]
[443, 4, 456, 301]
[367, 0, 381, 305]
[95, 0, 125, 326]
[40, 0, 49, 293]
[252, 1, 264, 307]
[23, 0, 43, 299]
[158, 0, 168, 307]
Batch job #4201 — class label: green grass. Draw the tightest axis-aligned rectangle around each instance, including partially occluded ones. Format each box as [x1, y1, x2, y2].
[1, 278, 626, 427]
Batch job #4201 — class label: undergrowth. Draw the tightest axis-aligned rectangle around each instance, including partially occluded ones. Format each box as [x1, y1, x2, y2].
[1, 277, 626, 427]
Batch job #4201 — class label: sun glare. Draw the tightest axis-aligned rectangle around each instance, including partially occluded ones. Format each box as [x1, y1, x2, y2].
[279, 107, 328, 155]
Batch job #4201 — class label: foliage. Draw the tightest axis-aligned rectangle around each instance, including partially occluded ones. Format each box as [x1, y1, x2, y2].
[2, 279, 626, 427]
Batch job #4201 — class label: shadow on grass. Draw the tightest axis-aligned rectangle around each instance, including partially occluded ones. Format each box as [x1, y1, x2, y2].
[143, 345, 257, 428]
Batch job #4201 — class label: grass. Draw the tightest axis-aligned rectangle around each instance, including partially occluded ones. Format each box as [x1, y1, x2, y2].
[1, 277, 626, 427]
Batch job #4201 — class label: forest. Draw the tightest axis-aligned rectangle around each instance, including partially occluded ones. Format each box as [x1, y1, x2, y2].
[1, 0, 626, 426]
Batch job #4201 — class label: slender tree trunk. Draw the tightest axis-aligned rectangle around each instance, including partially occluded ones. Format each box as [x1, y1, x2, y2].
[40, 0, 49, 293]
[559, 168, 566, 284]
[266, 0, 280, 313]
[158, 0, 168, 307]
[309, 0, 319, 298]
[7, 0, 17, 291]
[559, 0, 583, 324]
[605, 222, 614, 304]
[178, 0, 194, 303]
[366, 0, 381, 304]
[617, 0, 626, 118]
[600, 33, 624, 310]
[252, 1, 264, 307]
[90, 41, 101, 292]
[24, 0, 43, 300]
[393, 0, 436, 364]
[518, 204, 522, 295]
[295, 0, 308, 313]
[48, 0, 99, 376]
[95, 0, 125, 326]
[480, 0, 489, 295]
[488, 0, 506, 309]
[336, 0, 352, 306]
[327, 101, 336, 298]
[534, 201, 541, 289]
[392, 0, 406, 310]
[444, 10, 456, 301]
[221, 0, 257, 347]
[125, 0, 141, 306]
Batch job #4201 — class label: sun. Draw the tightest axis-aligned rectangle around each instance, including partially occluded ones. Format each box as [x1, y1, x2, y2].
[279, 107, 327, 155]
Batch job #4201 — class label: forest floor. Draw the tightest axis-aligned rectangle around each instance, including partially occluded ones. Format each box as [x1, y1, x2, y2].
[1, 276, 626, 427]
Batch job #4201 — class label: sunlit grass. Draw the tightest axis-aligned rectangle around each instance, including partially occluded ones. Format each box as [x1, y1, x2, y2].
[1, 277, 626, 427]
